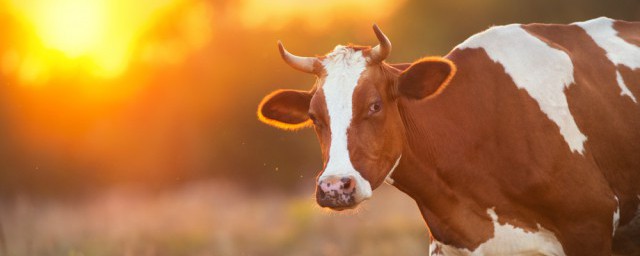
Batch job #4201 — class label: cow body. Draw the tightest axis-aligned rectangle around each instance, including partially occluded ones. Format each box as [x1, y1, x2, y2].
[393, 17, 640, 255]
[259, 17, 640, 255]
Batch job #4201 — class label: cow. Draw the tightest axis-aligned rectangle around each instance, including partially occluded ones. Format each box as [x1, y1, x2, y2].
[257, 17, 640, 255]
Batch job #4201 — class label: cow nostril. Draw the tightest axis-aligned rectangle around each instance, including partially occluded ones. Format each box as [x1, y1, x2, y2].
[341, 178, 352, 189]
[317, 185, 326, 197]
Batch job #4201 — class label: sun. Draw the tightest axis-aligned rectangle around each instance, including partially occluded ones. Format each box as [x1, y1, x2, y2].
[5, 0, 180, 81]
[35, 0, 105, 58]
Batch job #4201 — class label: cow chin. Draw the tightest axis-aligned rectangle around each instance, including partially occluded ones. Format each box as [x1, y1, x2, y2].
[315, 173, 373, 211]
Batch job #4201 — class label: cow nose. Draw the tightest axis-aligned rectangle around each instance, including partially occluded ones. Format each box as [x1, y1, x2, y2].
[316, 175, 357, 209]
[319, 176, 354, 193]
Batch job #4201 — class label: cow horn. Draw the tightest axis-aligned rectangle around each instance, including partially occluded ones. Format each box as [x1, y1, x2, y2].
[370, 24, 392, 63]
[278, 41, 319, 74]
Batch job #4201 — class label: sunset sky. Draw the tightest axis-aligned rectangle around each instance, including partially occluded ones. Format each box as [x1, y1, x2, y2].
[0, 0, 637, 195]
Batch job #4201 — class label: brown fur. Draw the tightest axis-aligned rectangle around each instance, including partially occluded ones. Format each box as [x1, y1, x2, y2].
[614, 20, 640, 47]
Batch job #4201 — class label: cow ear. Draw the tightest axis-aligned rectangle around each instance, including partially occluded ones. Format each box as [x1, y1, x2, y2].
[257, 89, 313, 130]
[397, 57, 456, 100]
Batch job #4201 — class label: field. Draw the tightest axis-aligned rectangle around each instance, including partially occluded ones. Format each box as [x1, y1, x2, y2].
[0, 181, 428, 256]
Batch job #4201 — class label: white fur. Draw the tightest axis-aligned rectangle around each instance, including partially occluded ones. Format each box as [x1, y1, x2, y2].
[384, 155, 402, 185]
[575, 17, 640, 69]
[613, 196, 620, 236]
[318, 46, 372, 202]
[575, 17, 640, 103]
[457, 24, 587, 154]
[616, 70, 637, 103]
[430, 208, 565, 256]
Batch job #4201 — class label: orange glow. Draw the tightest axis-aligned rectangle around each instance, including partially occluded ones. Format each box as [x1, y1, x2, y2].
[0, 0, 409, 197]
[238, 0, 406, 30]
[34, 0, 106, 58]
[1, 0, 403, 85]
[4, 0, 182, 81]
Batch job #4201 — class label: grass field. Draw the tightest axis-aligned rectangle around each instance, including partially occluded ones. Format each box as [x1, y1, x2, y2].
[0, 181, 429, 256]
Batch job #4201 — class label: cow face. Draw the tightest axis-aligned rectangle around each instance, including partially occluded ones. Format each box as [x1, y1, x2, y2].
[258, 25, 456, 210]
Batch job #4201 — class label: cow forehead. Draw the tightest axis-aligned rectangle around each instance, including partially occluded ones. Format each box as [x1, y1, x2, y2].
[320, 45, 369, 88]
[317, 45, 368, 119]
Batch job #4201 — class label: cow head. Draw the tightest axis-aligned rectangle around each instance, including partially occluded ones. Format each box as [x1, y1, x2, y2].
[258, 25, 456, 210]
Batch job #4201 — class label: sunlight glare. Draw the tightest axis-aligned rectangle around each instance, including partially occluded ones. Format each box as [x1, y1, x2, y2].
[36, 0, 105, 58]
[6, 0, 181, 80]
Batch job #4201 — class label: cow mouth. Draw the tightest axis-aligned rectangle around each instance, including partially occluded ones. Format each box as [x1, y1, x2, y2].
[315, 189, 359, 210]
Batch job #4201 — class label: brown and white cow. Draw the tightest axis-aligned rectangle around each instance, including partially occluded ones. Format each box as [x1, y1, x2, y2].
[257, 17, 640, 255]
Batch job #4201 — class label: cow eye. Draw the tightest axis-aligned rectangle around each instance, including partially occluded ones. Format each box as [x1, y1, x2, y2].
[368, 101, 382, 115]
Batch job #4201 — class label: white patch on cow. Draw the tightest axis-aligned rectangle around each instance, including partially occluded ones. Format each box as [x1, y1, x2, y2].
[616, 71, 637, 103]
[384, 155, 402, 185]
[429, 239, 471, 256]
[318, 45, 371, 202]
[575, 17, 640, 103]
[613, 196, 620, 236]
[429, 208, 566, 256]
[457, 24, 587, 154]
[575, 17, 640, 69]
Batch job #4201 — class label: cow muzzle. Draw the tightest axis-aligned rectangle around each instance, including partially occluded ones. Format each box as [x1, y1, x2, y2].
[316, 175, 367, 210]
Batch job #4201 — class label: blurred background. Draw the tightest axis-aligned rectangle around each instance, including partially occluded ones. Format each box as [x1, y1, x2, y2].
[0, 0, 638, 255]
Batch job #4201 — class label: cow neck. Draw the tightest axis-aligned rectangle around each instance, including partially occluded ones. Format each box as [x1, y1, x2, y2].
[390, 117, 493, 249]
[391, 146, 457, 206]
[388, 61, 494, 249]
[390, 130, 464, 233]
[387, 65, 460, 215]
